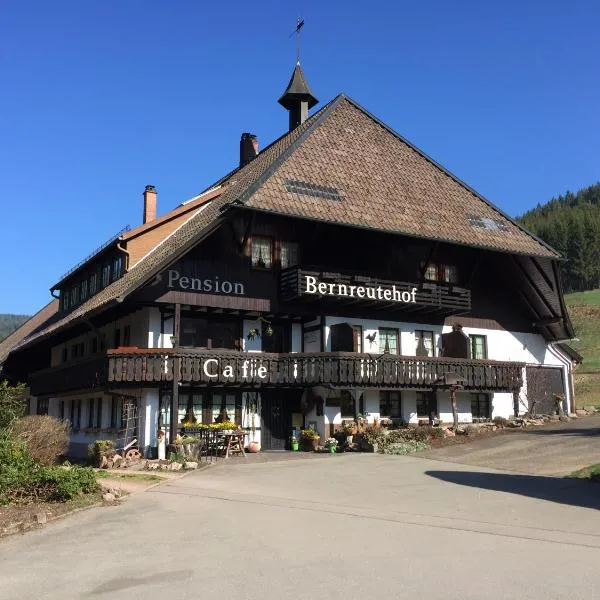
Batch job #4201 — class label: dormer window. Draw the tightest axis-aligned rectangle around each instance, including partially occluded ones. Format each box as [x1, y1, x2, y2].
[81, 279, 88, 301]
[71, 285, 79, 306]
[102, 264, 111, 288]
[90, 272, 97, 295]
[251, 237, 272, 269]
[112, 256, 123, 281]
[421, 262, 458, 284]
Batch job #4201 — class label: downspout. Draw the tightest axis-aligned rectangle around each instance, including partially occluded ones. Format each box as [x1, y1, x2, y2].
[50, 288, 60, 299]
[116, 240, 130, 271]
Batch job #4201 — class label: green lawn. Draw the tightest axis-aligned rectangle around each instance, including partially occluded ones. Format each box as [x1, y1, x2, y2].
[567, 464, 600, 482]
[95, 471, 165, 483]
[565, 289, 600, 408]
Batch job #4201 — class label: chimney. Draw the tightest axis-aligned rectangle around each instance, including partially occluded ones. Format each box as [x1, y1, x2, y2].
[143, 185, 157, 224]
[239, 133, 259, 168]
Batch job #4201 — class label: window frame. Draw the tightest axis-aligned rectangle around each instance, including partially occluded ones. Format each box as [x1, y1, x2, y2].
[469, 334, 488, 360]
[471, 393, 491, 419]
[416, 391, 436, 418]
[378, 327, 400, 355]
[415, 330, 435, 357]
[340, 390, 356, 419]
[251, 236, 273, 270]
[379, 391, 402, 419]
[279, 241, 299, 269]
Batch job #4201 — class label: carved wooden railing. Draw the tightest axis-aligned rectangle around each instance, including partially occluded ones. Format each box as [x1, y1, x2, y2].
[29, 350, 524, 395]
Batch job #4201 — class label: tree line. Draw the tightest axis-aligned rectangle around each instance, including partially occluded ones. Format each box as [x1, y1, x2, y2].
[518, 182, 600, 292]
[0, 314, 29, 343]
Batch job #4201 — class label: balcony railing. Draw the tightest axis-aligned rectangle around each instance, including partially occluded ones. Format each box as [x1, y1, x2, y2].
[29, 350, 524, 396]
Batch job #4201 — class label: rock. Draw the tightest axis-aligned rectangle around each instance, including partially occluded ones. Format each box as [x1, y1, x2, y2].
[559, 415, 570, 422]
[100, 455, 109, 469]
[106, 459, 114, 469]
[33, 511, 47, 525]
[169, 462, 182, 471]
[184, 462, 198, 470]
[112, 455, 123, 468]
[102, 492, 116, 502]
[146, 461, 159, 471]
[576, 409, 588, 417]
[443, 428, 455, 438]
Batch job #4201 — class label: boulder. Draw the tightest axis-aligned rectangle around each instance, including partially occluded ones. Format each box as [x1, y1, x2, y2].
[576, 409, 588, 417]
[112, 455, 123, 468]
[102, 492, 116, 502]
[443, 428, 455, 438]
[169, 462, 183, 471]
[184, 462, 198, 470]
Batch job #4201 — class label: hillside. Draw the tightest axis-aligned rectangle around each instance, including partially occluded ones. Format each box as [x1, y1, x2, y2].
[518, 182, 600, 293]
[565, 290, 600, 409]
[0, 314, 30, 343]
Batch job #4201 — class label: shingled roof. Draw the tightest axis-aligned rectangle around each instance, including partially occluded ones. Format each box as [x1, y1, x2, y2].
[6, 94, 563, 357]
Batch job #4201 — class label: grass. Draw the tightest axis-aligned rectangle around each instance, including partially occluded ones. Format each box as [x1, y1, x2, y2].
[565, 289, 600, 408]
[95, 471, 165, 483]
[566, 464, 600, 482]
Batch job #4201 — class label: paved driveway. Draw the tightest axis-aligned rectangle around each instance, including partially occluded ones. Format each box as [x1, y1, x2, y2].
[418, 414, 600, 475]
[1, 453, 599, 600]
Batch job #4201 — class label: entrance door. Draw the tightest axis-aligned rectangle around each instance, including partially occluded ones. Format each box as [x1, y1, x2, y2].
[261, 391, 291, 451]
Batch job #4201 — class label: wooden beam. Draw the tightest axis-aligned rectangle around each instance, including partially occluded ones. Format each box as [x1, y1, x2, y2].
[170, 303, 181, 443]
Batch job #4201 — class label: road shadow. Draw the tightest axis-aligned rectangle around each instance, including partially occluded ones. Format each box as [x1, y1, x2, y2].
[523, 427, 600, 437]
[426, 470, 600, 510]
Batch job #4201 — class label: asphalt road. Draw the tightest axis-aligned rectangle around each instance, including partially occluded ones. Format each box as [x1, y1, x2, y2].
[1, 451, 599, 600]
[418, 414, 600, 475]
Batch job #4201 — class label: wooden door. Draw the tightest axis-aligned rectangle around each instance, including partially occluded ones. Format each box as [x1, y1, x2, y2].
[261, 391, 291, 450]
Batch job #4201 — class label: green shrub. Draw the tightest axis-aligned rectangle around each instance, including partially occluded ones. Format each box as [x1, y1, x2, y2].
[382, 441, 430, 455]
[87, 440, 116, 466]
[0, 381, 27, 430]
[12, 415, 70, 466]
[35, 466, 99, 502]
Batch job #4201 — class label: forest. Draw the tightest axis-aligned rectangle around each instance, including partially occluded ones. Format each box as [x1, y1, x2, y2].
[518, 182, 600, 292]
[0, 314, 29, 343]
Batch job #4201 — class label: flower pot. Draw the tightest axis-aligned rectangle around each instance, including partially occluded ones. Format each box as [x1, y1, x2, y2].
[346, 435, 354, 445]
[328, 445, 336, 454]
[247, 441, 260, 453]
[290, 441, 299, 451]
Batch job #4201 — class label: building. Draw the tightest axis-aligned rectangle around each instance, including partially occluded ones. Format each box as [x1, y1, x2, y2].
[0, 63, 576, 457]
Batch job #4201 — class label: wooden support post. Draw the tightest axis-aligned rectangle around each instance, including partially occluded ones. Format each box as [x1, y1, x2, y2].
[170, 303, 181, 444]
[450, 385, 459, 431]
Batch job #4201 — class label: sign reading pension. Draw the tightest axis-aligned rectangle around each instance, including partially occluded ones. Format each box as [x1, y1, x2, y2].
[304, 275, 417, 304]
[166, 269, 245, 295]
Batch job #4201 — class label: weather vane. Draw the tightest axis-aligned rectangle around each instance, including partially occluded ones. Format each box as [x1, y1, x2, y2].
[289, 17, 305, 63]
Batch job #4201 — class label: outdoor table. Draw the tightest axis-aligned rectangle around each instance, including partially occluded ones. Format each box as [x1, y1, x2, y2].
[219, 431, 246, 459]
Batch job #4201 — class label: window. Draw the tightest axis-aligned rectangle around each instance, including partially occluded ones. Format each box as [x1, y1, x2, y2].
[37, 398, 49, 415]
[113, 328, 121, 349]
[469, 335, 487, 360]
[180, 317, 240, 350]
[61, 347, 68, 363]
[262, 323, 291, 353]
[280, 241, 299, 269]
[112, 256, 123, 281]
[89, 272, 97, 295]
[471, 393, 491, 419]
[415, 330, 435, 357]
[251, 237, 272, 269]
[63, 292, 70, 311]
[379, 391, 402, 418]
[379, 328, 399, 355]
[211, 393, 237, 423]
[340, 390, 355, 418]
[416, 391, 436, 418]
[71, 399, 81, 431]
[424, 263, 438, 281]
[71, 285, 79, 306]
[110, 397, 122, 429]
[88, 398, 95, 428]
[100, 336, 106, 352]
[71, 342, 84, 359]
[81, 279, 88, 301]
[123, 325, 131, 347]
[102, 264, 111, 288]
[421, 262, 457, 283]
[441, 264, 457, 283]
[59, 400, 65, 421]
[91, 337, 98, 354]
[96, 397, 103, 428]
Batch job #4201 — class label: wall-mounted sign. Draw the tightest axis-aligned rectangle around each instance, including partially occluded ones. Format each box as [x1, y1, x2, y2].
[166, 269, 245, 296]
[304, 275, 417, 304]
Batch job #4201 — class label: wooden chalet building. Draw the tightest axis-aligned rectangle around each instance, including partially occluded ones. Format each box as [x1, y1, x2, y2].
[0, 64, 577, 457]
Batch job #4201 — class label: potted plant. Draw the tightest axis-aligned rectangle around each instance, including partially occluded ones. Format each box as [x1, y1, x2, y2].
[343, 421, 358, 444]
[290, 436, 299, 451]
[325, 437, 338, 454]
[300, 428, 320, 451]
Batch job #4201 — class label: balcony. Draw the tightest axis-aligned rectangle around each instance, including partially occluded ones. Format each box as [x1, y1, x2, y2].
[280, 267, 471, 315]
[28, 350, 524, 396]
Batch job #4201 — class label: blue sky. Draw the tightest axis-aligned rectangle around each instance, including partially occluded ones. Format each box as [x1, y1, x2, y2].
[1, 1, 598, 314]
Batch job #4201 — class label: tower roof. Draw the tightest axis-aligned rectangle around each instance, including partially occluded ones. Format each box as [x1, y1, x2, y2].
[278, 62, 318, 110]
